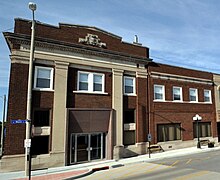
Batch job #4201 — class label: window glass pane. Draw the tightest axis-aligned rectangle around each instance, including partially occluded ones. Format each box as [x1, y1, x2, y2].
[93, 75, 102, 92]
[38, 69, 50, 79]
[190, 89, 197, 101]
[79, 73, 88, 90]
[125, 78, 133, 86]
[204, 90, 211, 102]
[125, 86, 133, 93]
[79, 82, 88, 90]
[37, 78, 50, 88]
[94, 75, 102, 83]
[173, 87, 181, 101]
[79, 73, 88, 82]
[94, 84, 102, 91]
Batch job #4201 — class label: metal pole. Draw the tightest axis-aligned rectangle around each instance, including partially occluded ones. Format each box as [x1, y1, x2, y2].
[25, 3, 36, 177]
[0, 95, 6, 157]
[197, 119, 201, 148]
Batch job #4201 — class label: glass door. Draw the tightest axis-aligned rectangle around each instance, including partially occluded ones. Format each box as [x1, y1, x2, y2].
[70, 133, 105, 164]
[90, 133, 102, 160]
[76, 134, 89, 162]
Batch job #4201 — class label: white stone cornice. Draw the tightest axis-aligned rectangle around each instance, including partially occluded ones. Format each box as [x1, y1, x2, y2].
[55, 61, 69, 70]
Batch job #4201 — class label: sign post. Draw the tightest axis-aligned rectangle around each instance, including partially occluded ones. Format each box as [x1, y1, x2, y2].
[148, 133, 152, 158]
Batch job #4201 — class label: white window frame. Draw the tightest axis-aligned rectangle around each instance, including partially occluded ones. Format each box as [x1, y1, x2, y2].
[33, 66, 54, 90]
[77, 71, 105, 93]
[189, 88, 198, 102]
[154, 85, 165, 101]
[173, 86, 182, 102]
[124, 76, 136, 95]
[204, 90, 212, 103]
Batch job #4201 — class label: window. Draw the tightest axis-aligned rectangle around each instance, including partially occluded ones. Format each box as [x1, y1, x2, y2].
[173, 87, 182, 101]
[124, 76, 136, 95]
[31, 136, 49, 155]
[33, 110, 50, 127]
[124, 131, 135, 146]
[78, 71, 104, 93]
[154, 85, 165, 101]
[204, 90, 211, 103]
[123, 109, 136, 145]
[157, 124, 181, 142]
[189, 88, 198, 102]
[193, 122, 211, 138]
[34, 66, 53, 90]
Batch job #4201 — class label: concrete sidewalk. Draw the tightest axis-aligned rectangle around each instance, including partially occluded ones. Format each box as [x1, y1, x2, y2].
[1, 146, 220, 180]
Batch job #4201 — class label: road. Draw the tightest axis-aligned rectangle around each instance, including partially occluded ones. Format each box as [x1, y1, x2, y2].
[80, 149, 220, 180]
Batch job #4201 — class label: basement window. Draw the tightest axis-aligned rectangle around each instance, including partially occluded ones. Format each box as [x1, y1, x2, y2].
[31, 135, 49, 155]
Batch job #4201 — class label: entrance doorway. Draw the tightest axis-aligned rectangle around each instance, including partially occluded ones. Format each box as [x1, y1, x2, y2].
[70, 133, 105, 164]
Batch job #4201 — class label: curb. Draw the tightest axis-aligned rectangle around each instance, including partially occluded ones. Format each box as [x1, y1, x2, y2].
[65, 166, 110, 180]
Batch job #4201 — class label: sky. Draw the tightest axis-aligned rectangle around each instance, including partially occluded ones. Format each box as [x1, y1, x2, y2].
[1, 0, 220, 120]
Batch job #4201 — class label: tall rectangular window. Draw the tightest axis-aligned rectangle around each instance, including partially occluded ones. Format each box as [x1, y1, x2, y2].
[93, 74, 103, 92]
[189, 88, 198, 102]
[193, 122, 211, 138]
[79, 73, 89, 91]
[77, 71, 104, 93]
[123, 109, 136, 146]
[157, 124, 181, 142]
[124, 76, 136, 95]
[33, 110, 50, 127]
[204, 90, 211, 103]
[173, 87, 182, 101]
[154, 85, 165, 101]
[34, 66, 53, 90]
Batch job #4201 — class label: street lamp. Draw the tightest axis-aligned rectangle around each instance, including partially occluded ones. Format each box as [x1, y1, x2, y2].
[193, 114, 202, 148]
[0, 95, 6, 158]
[25, 2, 36, 177]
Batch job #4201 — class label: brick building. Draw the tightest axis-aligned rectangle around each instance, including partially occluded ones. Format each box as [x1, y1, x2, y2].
[1, 18, 218, 171]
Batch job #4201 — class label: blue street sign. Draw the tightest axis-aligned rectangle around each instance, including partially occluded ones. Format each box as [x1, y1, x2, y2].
[11, 120, 27, 124]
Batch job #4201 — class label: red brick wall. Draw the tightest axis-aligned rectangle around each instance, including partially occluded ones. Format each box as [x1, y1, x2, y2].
[67, 67, 112, 108]
[149, 64, 216, 143]
[5, 62, 55, 155]
[5, 63, 29, 155]
[136, 77, 148, 142]
[14, 19, 149, 58]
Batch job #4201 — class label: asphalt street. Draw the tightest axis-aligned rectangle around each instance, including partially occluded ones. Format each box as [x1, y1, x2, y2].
[80, 149, 220, 180]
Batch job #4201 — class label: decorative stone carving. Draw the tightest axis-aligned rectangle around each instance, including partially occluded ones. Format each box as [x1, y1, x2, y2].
[79, 33, 106, 48]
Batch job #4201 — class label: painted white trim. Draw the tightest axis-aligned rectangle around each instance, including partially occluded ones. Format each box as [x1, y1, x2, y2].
[154, 84, 165, 101]
[189, 88, 198, 102]
[173, 86, 183, 102]
[77, 71, 105, 93]
[124, 76, 136, 95]
[33, 66, 54, 90]
[204, 89, 212, 103]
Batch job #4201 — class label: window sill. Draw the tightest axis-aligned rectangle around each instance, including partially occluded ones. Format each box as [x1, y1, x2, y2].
[124, 94, 137, 96]
[73, 91, 109, 95]
[33, 88, 54, 92]
[153, 100, 165, 102]
[154, 100, 212, 104]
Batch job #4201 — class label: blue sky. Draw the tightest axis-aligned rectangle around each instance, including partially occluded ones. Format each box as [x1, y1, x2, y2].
[1, 0, 220, 120]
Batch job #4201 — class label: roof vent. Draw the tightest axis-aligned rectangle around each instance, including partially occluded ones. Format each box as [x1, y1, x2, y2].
[133, 35, 142, 46]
